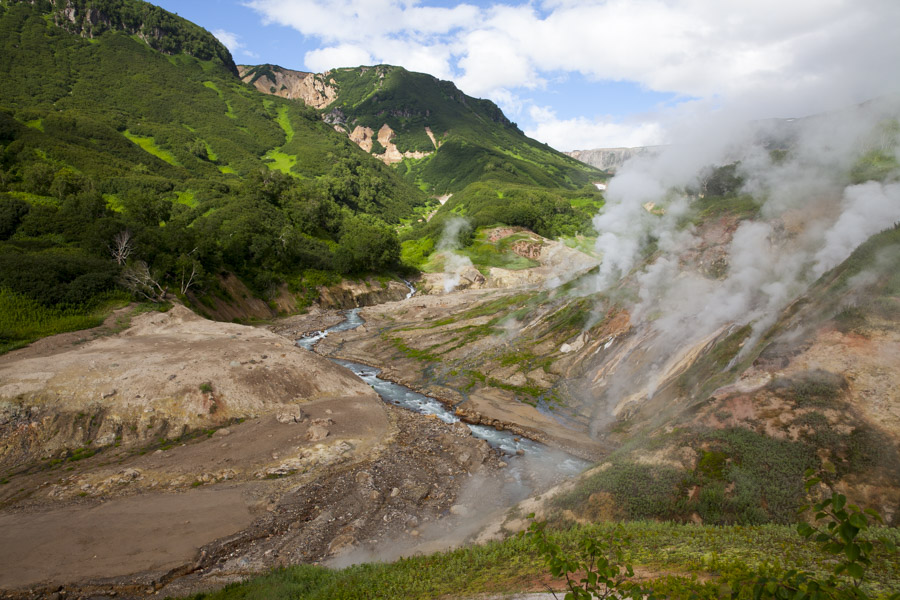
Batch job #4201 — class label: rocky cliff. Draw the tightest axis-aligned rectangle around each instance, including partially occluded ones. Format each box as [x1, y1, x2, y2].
[238, 64, 337, 109]
[566, 146, 662, 172]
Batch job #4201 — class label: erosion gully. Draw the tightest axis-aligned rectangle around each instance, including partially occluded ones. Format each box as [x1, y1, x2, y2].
[296, 288, 590, 496]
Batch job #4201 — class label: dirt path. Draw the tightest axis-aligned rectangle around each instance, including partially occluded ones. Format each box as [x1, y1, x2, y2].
[0, 486, 254, 589]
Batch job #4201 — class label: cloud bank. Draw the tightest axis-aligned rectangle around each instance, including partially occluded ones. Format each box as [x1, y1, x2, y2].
[244, 0, 900, 149]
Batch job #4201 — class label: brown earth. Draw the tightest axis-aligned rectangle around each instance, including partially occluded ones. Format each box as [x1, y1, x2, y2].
[297, 291, 606, 460]
[0, 301, 550, 599]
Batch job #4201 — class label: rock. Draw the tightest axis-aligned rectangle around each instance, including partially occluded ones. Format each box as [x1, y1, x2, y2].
[121, 468, 142, 479]
[449, 504, 469, 516]
[276, 408, 305, 424]
[215, 427, 231, 436]
[310, 417, 334, 426]
[516, 449, 525, 456]
[328, 533, 356, 554]
[405, 482, 431, 502]
[305, 425, 329, 441]
[390, 487, 400, 497]
[229, 361, 241, 367]
[498, 461, 508, 468]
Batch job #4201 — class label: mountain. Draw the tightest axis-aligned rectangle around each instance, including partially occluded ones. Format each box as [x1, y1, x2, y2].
[240, 63, 602, 194]
[0, 0, 430, 351]
[566, 145, 662, 172]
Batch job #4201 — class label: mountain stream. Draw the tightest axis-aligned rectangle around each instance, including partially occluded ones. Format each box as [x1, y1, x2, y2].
[297, 307, 589, 484]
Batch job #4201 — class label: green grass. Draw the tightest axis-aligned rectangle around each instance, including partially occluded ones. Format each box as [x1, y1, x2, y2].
[183, 521, 900, 600]
[203, 80, 236, 119]
[203, 141, 218, 162]
[0, 287, 128, 354]
[123, 130, 181, 166]
[690, 194, 761, 224]
[459, 230, 542, 271]
[262, 150, 298, 175]
[274, 104, 294, 144]
[559, 234, 598, 256]
[174, 190, 198, 207]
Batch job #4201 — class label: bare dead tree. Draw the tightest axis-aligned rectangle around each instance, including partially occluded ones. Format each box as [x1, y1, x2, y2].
[179, 257, 200, 295]
[109, 230, 133, 265]
[121, 261, 167, 302]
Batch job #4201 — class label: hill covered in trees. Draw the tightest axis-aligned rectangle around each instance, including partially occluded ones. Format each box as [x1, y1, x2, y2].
[0, 0, 432, 350]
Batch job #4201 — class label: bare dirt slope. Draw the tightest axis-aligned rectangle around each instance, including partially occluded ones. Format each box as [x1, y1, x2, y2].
[0, 304, 376, 470]
[0, 304, 525, 599]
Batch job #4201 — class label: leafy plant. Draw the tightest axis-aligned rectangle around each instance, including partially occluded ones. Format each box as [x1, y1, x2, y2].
[524, 519, 647, 599]
[529, 469, 899, 600]
[750, 468, 899, 600]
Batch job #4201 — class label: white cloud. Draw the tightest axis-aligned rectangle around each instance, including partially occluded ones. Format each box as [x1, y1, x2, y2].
[525, 105, 664, 151]
[212, 29, 245, 52]
[305, 44, 374, 72]
[244, 0, 900, 149]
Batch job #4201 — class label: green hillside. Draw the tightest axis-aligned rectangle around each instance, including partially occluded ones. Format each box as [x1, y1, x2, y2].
[0, 0, 427, 351]
[241, 63, 606, 260]
[243, 63, 603, 195]
[322, 65, 601, 192]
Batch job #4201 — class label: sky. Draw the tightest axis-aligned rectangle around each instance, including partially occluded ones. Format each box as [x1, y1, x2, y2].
[153, 0, 900, 152]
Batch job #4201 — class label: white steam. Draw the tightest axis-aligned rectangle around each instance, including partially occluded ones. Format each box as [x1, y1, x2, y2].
[587, 96, 900, 412]
[438, 217, 474, 293]
[813, 181, 900, 276]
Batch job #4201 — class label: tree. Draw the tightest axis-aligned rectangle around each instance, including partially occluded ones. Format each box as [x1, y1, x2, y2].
[108, 229, 133, 265]
[335, 215, 400, 273]
[121, 260, 167, 302]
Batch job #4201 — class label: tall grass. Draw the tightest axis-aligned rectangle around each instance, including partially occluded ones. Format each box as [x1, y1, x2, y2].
[185, 521, 900, 600]
[0, 287, 127, 354]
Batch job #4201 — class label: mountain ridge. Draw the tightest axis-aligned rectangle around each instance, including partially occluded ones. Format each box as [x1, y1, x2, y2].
[239, 62, 602, 195]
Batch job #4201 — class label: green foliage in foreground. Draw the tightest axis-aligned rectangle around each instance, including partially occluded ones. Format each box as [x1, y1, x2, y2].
[527, 470, 900, 600]
[183, 517, 900, 600]
[0, 286, 128, 353]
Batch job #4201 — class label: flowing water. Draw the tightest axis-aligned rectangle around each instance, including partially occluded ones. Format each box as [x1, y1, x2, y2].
[297, 308, 589, 479]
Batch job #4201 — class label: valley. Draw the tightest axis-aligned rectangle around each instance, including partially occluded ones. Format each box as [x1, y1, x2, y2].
[1, 0, 899, 598]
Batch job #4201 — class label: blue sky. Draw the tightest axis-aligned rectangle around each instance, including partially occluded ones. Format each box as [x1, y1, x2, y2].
[153, 0, 899, 152]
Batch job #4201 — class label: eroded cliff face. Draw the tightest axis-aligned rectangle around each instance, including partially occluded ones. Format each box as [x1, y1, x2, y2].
[238, 64, 444, 165]
[238, 65, 337, 109]
[566, 146, 662, 172]
[0, 305, 377, 471]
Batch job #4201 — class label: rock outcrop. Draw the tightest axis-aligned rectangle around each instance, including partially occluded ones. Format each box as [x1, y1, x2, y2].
[566, 146, 662, 172]
[238, 65, 337, 109]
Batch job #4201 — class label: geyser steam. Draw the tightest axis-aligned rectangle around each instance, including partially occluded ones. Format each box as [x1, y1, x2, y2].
[585, 97, 900, 425]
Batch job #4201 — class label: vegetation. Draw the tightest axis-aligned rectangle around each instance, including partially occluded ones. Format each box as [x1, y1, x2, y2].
[323, 65, 602, 195]
[400, 182, 603, 267]
[528, 470, 900, 599]
[0, 0, 431, 348]
[183, 504, 900, 599]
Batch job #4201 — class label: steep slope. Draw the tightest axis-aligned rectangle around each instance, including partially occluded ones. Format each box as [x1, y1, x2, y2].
[323, 99, 900, 527]
[0, 0, 428, 350]
[240, 63, 602, 194]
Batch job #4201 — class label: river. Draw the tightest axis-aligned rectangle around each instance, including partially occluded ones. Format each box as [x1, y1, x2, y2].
[297, 307, 589, 478]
